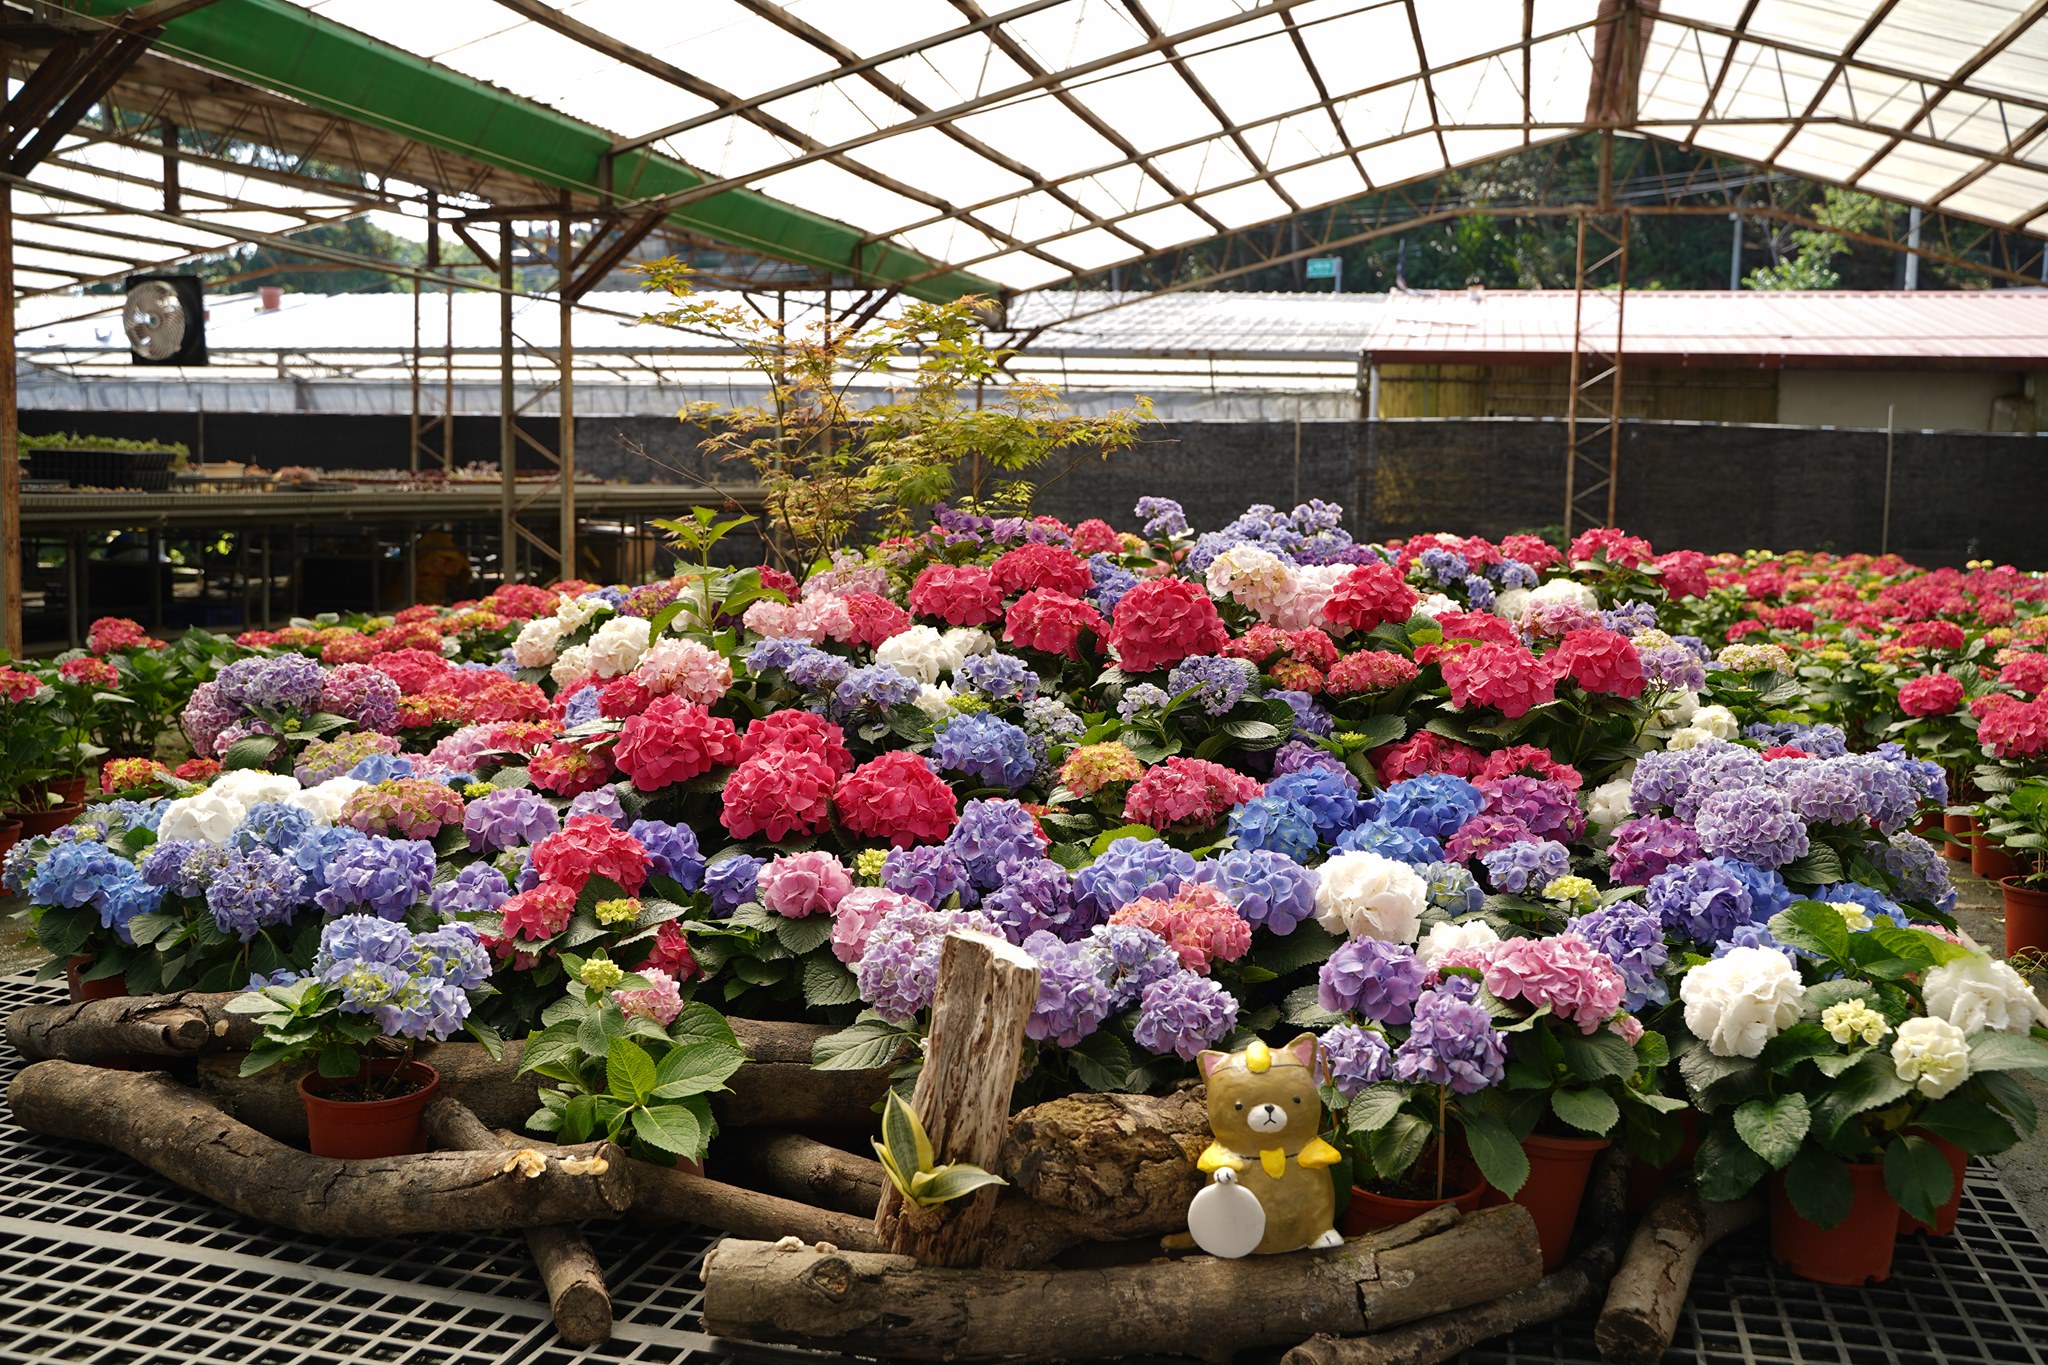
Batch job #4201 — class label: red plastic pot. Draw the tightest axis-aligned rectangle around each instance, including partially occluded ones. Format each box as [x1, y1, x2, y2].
[1510, 1133, 1612, 1273]
[12, 803, 82, 838]
[1972, 829, 2020, 882]
[298, 1061, 441, 1159]
[65, 954, 128, 1003]
[1898, 1133, 1967, 1237]
[1943, 813, 1973, 862]
[1627, 1110, 1702, 1217]
[45, 775, 88, 807]
[0, 817, 20, 867]
[2001, 877, 2048, 959]
[1769, 1162, 1898, 1286]
[1342, 1166, 1486, 1236]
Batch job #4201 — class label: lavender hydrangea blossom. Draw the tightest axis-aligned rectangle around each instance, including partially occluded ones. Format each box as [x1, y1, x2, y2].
[945, 799, 1045, 889]
[630, 819, 705, 890]
[1319, 938, 1429, 1025]
[1193, 848, 1319, 934]
[1335, 819, 1446, 866]
[1693, 787, 1810, 870]
[1644, 858, 1757, 946]
[931, 713, 1037, 791]
[430, 863, 512, 917]
[856, 906, 1004, 1022]
[1567, 902, 1670, 1010]
[882, 844, 976, 908]
[1481, 839, 1571, 894]
[1320, 1024, 1394, 1099]
[1166, 655, 1257, 716]
[1132, 970, 1239, 1061]
[959, 652, 1040, 702]
[1394, 986, 1507, 1094]
[980, 858, 1084, 940]
[1418, 860, 1484, 916]
[1073, 837, 1195, 917]
[312, 835, 437, 919]
[1022, 931, 1114, 1046]
[1607, 816, 1705, 885]
[206, 848, 310, 940]
[463, 788, 561, 853]
[705, 854, 766, 914]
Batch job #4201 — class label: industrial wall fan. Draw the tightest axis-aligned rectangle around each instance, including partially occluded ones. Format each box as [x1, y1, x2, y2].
[122, 274, 208, 365]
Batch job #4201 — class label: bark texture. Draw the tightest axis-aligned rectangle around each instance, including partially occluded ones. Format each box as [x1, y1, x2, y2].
[631, 1160, 884, 1251]
[700, 1204, 1543, 1363]
[7, 1060, 632, 1236]
[1595, 1184, 1763, 1365]
[6, 991, 261, 1060]
[1000, 1087, 1210, 1238]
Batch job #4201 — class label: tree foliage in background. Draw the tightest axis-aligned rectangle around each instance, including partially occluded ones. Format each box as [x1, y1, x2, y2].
[1744, 189, 1887, 291]
[637, 259, 1152, 572]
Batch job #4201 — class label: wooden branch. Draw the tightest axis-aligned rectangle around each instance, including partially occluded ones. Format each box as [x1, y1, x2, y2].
[198, 1041, 543, 1142]
[631, 1159, 884, 1251]
[1283, 1148, 1635, 1365]
[700, 1204, 1543, 1363]
[1001, 1087, 1210, 1237]
[422, 1099, 613, 1347]
[874, 931, 1039, 1268]
[6, 1060, 632, 1236]
[6, 991, 262, 1060]
[1594, 1184, 1764, 1365]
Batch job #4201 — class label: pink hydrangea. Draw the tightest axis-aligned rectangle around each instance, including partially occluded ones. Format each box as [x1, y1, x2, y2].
[721, 752, 837, 842]
[831, 887, 926, 965]
[1326, 650, 1419, 696]
[738, 709, 853, 777]
[1549, 628, 1645, 699]
[1005, 589, 1106, 659]
[1998, 653, 2048, 696]
[1482, 932, 1626, 1034]
[1109, 883, 1252, 974]
[1109, 577, 1229, 674]
[1898, 672, 1964, 717]
[991, 544, 1091, 598]
[636, 639, 733, 706]
[1071, 519, 1121, 556]
[742, 599, 804, 639]
[532, 814, 649, 895]
[834, 752, 958, 847]
[339, 778, 466, 839]
[1322, 562, 1419, 634]
[501, 883, 578, 943]
[757, 851, 854, 918]
[613, 968, 684, 1026]
[1372, 730, 1485, 784]
[613, 696, 741, 791]
[1439, 641, 1557, 718]
[909, 564, 1005, 626]
[836, 592, 912, 648]
[1568, 528, 1653, 568]
[1123, 757, 1263, 831]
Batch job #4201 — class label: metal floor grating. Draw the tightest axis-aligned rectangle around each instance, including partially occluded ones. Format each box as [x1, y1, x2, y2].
[3, 972, 2048, 1365]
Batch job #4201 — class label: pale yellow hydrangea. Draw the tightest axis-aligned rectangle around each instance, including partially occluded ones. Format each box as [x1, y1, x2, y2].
[1820, 998, 1889, 1046]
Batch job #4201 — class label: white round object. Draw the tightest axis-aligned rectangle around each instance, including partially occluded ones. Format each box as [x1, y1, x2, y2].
[124, 280, 189, 360]
[1187, 1179, 1266, 1259]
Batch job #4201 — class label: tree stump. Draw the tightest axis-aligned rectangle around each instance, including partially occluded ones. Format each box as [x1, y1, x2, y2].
[700, 1203, 1543, 1363]
[1001, 1087, 1210, 1237]
[1595, 1184, 1763, 1365]
[873, 931, 1039, 1268]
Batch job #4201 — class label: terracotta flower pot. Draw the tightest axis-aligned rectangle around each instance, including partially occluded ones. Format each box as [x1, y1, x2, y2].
[2001, 877, 2048, 959]
[13, 803, 83, 838]
[65, 954, 128, 1003]
[1342, 1165, 1486, 1236]
[46, 775, 88, 807]
[1972, 829, 2020, 882]
[1898, 1132, 1967, 1237]
[1511, 1133, 1612, 1273]
[1627, 1110, 1702, 1217]
[1769, 1162, 1898, 1286]
[1943, 812, 1973, 862]
[298, 1061, 441, 1159]
[0, 817, 20, 867]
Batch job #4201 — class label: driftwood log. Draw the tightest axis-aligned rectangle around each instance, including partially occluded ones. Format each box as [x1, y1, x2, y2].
[873, 932, 1039, 1267]
[1000, 1087, 1210, 1238]
[1283, 1147, 1634, 1365]
[193, 1017, 893, 1142]
[422, 1098, 614, 1348]
[7, 1060, 633, 1236]
[701, 1202, 1543, 1363]
[6, 991, 263, 1060]
[1595, 1183, 1764, 1365]
[631, 1159, 884, 1251]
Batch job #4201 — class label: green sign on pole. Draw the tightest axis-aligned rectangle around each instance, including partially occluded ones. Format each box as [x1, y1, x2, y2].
[1304, 257, 1337, 278]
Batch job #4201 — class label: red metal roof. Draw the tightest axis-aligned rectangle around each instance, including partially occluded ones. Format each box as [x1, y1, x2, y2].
[1364, 289, 2048, 369]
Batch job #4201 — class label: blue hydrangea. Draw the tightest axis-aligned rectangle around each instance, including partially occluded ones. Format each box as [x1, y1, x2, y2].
[980, 858, 1085, 941]
[1335, 819, 1445, 867]
[348, 753, 416, 784]
[1117, 683, 1172, 719]
[705, 853, 766, 913]
[1878, 832, 1957, 914]
[1022, 931, 1114, 1046]
[1132, 970, 1239, 1061]
[1418, 860, 1484, 916]
[231, 801, 320, 854]
[1870, 742, 1948, 805]
[286, 825, 366, 892]
[945, 799, 1045, 888]
[1464, 575, 1496, 610]
[1166, 655, 1257, 717]
[746, 637, 823, 676]
[959, 652, 1040, 702]
[1371, 774, 1485, 840]
[140, 839, 225, 898]
[1270, 689, 1333, 738]
[27, 841, 134, 910]
[1644, 859, 1758, 946]
[312, 835, 436, 920]
[1567, 901, 1670, 1010]
[1074, 837, 1195, 917]
[1714, 858, 1793, 920]
[1193, 849, 1319, 935]
[207, 848, 311, 940]
[1265, 767, 1361, 840]
[882, 843, 976, 908]
[1227, 796, 1320, 863]
[74, 799, 162, 841]
[1088, 555, 1140, 615]
[1480, 839, 1570, 895]
[413, 923, 493, 991]
[430, 863, 512, 917]
[1712, 921, 1797, 964]
[1417, 548, 1467, 585]
[1601, 601, 1659, 633]
[1493, 559, 1538, 590]
[831, 664, 921, 722]
[1078, 923, 1182, 1009]
[931, 713, 1037, 791]
[629, 819, 704, 891]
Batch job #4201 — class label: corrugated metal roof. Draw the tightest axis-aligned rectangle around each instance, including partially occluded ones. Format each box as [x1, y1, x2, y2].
[1365, 289, 2048, 367]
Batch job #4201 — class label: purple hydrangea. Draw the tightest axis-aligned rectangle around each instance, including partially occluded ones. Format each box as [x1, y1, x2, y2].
[1417, 548, 1467, 585]
[1079, 922, 1182, 1008]
[931, 714, 1037, 792]
[1166, 655, 1258, 717]
[1320, 1024, 1394, 1099]
[1637, 641, 1707, 692]
[568, 785, 627, 825]
[1567, 901, 1670, 1010]
[1745, 721, 1849, 758]
[1832, 754, 1918, 834]
[1481, 839, 1571, 895]
[1228, 796, 1320, 863]
[1394, 986, 1507, 1094]
[980, 858, 1084, 940]
[1644, 859, 1758, 946]
[312, 835, 437, 919]
[1370, 774, 1485, 840]
[1022, 931, 1114, 1046]
[1266, 767, 1362, 840]
[560, 685, 602, 728]
[1117, 684, 1172, 719]
[1074, 837, 1196, 917]
[959, 652, 1040, 702]
[348, 752, 416, 784]
[1712, 921, 1797, 964]
[1443, 812, 1540, 864]
[830, 664, 921, 722]
[1088, 555, 1140, 615]
[1768, 758, 1866, 827]
[630, 819, 704, 891]
[1479, 775, 1585, 842]
[413, 923, 493, 991]
[288, 825, 366, 892]
[1132, 970, 1239, 1061]
[140, 839, 223, 898]
[1878, 832, 1957, 914]
[705, 854, 766, 913]
[1271, 689, 1333, 738]
[319, 664, 400, 733]
[856, 906, 1004, 1022]
[1418, 860, 1483, 915]
[882, 843, 977, 908]
[1602, 600, 1659, 633]
[1463, 575, 1497, 611]
[1493, 558, 1538, 590]
[946, 799, 1046, 890]
[207, 848, 311, 939]
[463, 788, 561, 853]
[1319, 938, 1429, 1025]
[430, 863, 512, 916]
[1334, 819, 1444, 866]
[1134, 496, 1188, 538]
[1608, 816, 1705, 886]
[214, 653, 326, 714]
[231, 801, 320, 854]
[180, 681, 238, 755]
[1270, 739, 1357, 783]
[1871, 742, 1948, 805]
[1193, 848, 1319, 935]
[1694, 787, 1809, 870]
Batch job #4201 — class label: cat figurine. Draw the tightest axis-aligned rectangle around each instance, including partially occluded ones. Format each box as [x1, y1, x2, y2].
[1186, 1033, 1344, 1257]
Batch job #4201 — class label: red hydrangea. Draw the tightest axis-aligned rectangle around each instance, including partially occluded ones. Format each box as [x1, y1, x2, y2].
[370, 648, 452, 696]
[613, 696, 741, 791]
[1326, 650, 1420, 696]
[1724, 618, 1768, 642]
[1901, 620, 1968, 651]
[461, 678, 550, 724]
[1428, 609, 1520, 650]
[1323, 562, 1419, 634]
[58, 656, 119, 688]
[1898, 672, 1965, 717]
[1500, 534, 1562, 571]
[1004, 589, 1106, 659]
[637, 921, 703, 983]
[501, 883, 578, 943]
[721, 752, 837, 842]
[1762, 605, 1816, 632]
[1549, 628, 1645, 699]
[738, 709, 853, 777]
[489, 583, 560, 620]
[1999, 654, 2048, 696]
[909, 563, 1005, 626]
[1651, 550, 1709, 599]
[1761, 745, 1809, 761]
[1568, 528, 1653, 568]
[1372, 731, 1484, 784]
[838, 592, 912, 648]
[597, 675, 654, 720]
[1440, 642, 1557, 718]
[1071, 519, 1121, 556]
[1, 668, 46, 703]
[533, 814, 649, 895]
[1123, 757, 1263, 831]
[528, 739, 616, 796]
[834, 752, 959, 847]
[174, 757, 222, 782]
[319, 632, 380, 665]
[1108, 884, 1252, 973]
[1109, 577, 1229, 673]
[1476, 743, 1583, 790]
[1981, 697, 2048, 758]
[87, 616, 161, 654]
[991, 544, 1091, 598]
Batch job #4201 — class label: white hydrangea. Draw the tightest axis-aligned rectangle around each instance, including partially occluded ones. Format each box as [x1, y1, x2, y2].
[1680, 947, 1805, 1058]
[157, 790, 250, 845]
[876, 626, 951, 685]
[1923, 955, 2048, 1035]
[209, 770, 300, 808]
[1312, 851, 1427, 943]
[1205, 544, 1298, 621]
[1416, 592, 1460, 618]
[584, 615, 652, 679]
[551, 643, 595, 688]
[553, 594, 607, 631]
[1493, 587, 1534, 625]
[1891, 1016, 1972, 1098]
[913, 684, 958, 720]
[1529, 577, 1599, 612]
[287, 777, 364, 824]
[1689, 704, 1740, 741]
[938, 627, 995, 669]
[510, 616, 564, 668]
[1416, 918, 1502, 967]
[1648, 689, 1700, 734]
[1269, 563, 1352, 631]
[1585, 777, 1635, 833]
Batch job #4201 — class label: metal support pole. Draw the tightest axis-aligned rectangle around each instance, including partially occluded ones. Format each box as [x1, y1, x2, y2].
[66, 532, 80, 651]
[0, 179, 18, 657]
[442, 286, 455, 472]
[408, 276, 422, 474]
[1882, 404, 1896, 555]
[1904, 207, 1922, 290]
[261, 527, 271, 628]
[558, 198, 577, 577]
[501, 220, 518, 587]
[1729, 212, 1742, 290]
